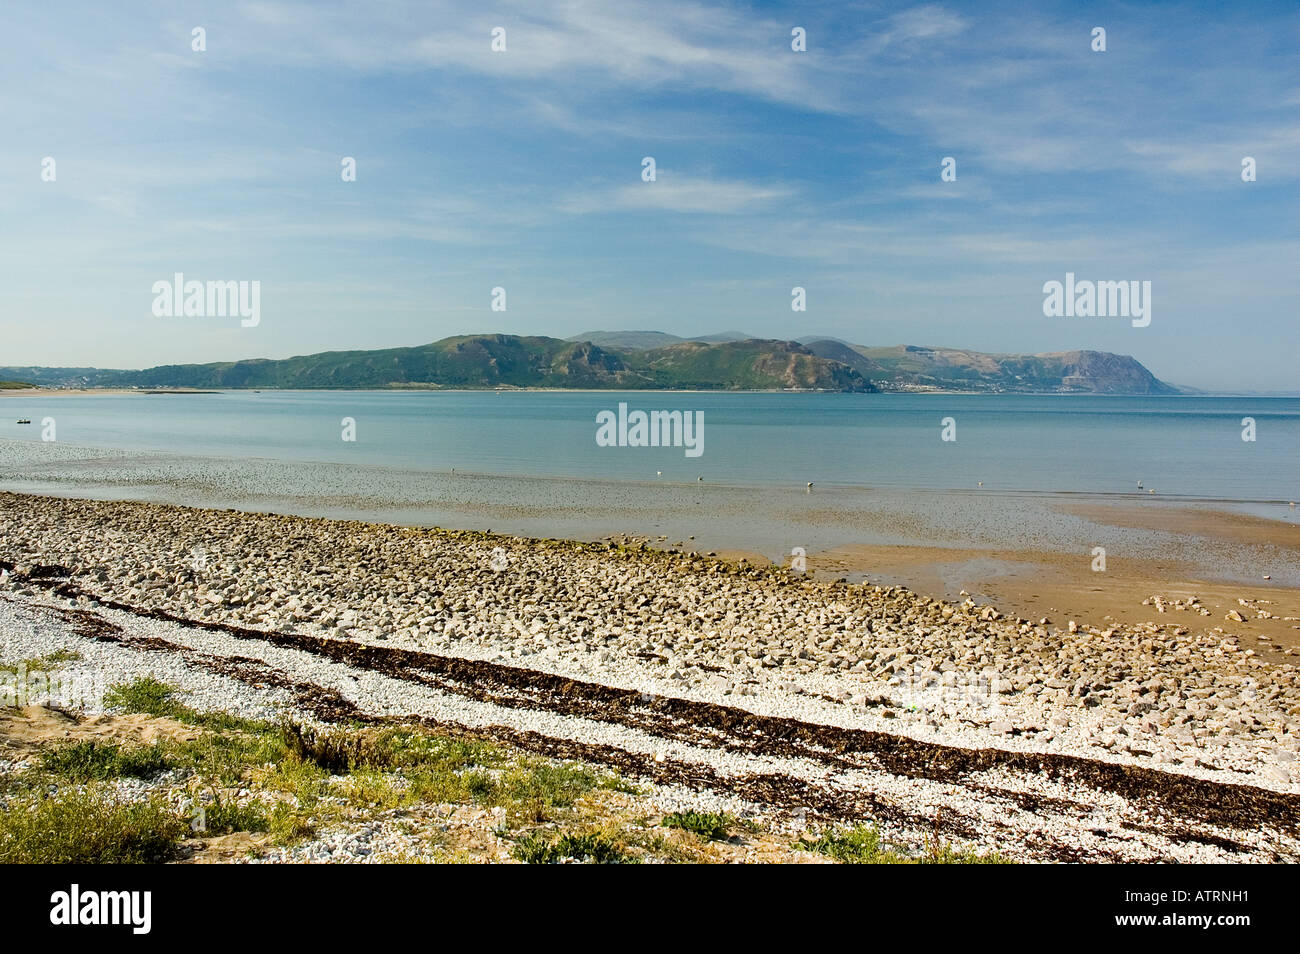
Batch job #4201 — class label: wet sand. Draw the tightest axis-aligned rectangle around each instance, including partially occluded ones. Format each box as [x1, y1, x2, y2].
[754, 502, 1300, 663]
[1059, 500, 1300, 550]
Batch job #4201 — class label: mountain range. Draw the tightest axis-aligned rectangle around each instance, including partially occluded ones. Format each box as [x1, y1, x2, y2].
[0, 332, 1178, 394]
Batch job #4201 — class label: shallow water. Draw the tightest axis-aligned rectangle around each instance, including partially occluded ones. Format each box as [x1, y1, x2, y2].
[2, 391, 1298, 501]
[2, 391, 1298, 586]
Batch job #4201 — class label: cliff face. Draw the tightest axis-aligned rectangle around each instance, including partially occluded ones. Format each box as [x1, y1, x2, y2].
[810, 343, 1178, 393]
[1044, 350, 1177, 394]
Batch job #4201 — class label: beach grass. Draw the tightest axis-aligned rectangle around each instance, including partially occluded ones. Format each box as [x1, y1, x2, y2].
[799, 824, 1010, 864]
[662, 810, 733, 841]
[511, 829, 638, 864]
[6, 674, 1016, 863]
[40, 739, 176, 781]
[105, 675, 275, 733]
[198, 791, 271, 835]
[0, 787, 187, 864]
[94, 677, 639, 848]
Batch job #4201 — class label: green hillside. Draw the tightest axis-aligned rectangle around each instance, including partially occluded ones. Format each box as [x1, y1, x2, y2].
[630, 339, 872, 391]
[800, 339, 890, 380]
[0, 335, 868, 392]
[0, 334, 1175, 394]
[103, 335, 648, 390]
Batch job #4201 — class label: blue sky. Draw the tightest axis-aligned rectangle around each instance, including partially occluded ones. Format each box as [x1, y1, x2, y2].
[2, 0, 1297, 390]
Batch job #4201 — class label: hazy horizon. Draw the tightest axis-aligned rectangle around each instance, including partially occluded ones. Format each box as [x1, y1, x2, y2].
[3, 1, 1297, 390]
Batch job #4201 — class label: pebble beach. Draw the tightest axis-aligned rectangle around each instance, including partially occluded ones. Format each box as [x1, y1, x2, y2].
[2, 490, 1298, 862]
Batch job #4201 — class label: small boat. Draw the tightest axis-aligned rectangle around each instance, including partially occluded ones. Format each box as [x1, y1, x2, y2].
[16, 419, 31, 424]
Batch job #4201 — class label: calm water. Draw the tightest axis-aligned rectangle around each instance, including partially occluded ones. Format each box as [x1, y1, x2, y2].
[2, 391, 1297, 502]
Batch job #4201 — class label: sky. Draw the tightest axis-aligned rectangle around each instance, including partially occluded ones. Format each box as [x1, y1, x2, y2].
[1, 0, 1297, 391]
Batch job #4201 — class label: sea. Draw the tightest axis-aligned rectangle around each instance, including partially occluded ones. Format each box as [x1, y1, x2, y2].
[2, 391, 1298, 584]
[2, 391, 1298, 498]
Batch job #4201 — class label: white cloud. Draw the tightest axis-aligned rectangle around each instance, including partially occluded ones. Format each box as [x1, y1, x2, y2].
[562, 173, 793, 215]
[212, 0, 842, 110]
[881, 5, 970, 45]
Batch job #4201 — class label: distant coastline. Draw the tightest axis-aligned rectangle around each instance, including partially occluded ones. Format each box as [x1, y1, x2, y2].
[0, 331, 1180, 396]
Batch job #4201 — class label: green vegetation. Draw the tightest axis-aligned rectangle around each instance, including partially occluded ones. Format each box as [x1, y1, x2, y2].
[169, 730, 280, 784]
[0, 334, 872, 391]
[662, 810, 733, 841]
[799, 825, 1010, 864]
[1, 334, 1175, 393]
[40, 740, 175, 781]
[498, 760, 630, 809]
[6, 675, 1021, 864]
[279, 721, 390, 774]
[104, 675, 270, 733]
[625, 339, 870, 391]
[103, 675, 180, 716]
[0, 788, 187, 863]
[512, 830, 638, 864]
[95, 678, 635, 849]
[0, 380, 34, 389]
[800, 825, 907, 863]
[198, 792, 271, 835]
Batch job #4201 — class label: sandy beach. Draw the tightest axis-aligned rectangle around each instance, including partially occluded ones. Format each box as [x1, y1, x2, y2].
[2, 490, 1297, 862]
[780, 501, 1300, 663]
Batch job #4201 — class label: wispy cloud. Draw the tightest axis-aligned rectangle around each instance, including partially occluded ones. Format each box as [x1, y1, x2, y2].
[562, 173, 794, 215]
